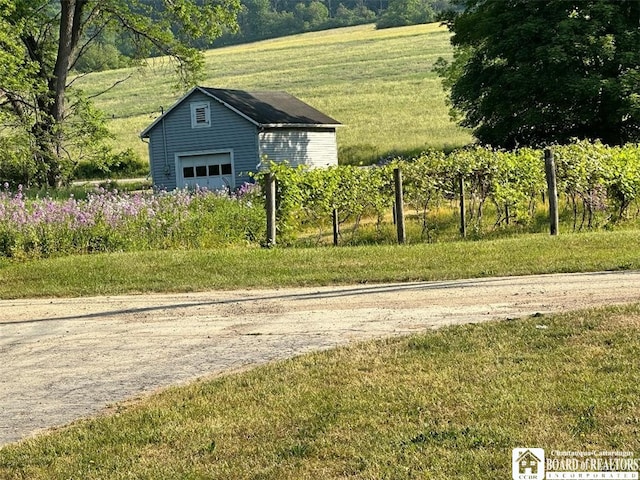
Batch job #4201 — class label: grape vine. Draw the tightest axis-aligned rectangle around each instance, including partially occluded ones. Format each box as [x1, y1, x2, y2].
[255, 140, 640, 244]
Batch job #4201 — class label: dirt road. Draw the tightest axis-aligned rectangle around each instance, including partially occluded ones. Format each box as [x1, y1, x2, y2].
[1, 271, 639, 446]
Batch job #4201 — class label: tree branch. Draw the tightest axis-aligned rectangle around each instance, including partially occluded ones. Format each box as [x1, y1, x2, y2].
[64, 72, 134, 119]
[69, 1, 99, 66]
[66, 71, 91, 88]
[68, 19, 109, 72]
[85, 74, 133, 100]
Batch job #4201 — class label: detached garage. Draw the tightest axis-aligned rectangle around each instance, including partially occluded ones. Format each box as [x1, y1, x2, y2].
[140, 86, 341, 190]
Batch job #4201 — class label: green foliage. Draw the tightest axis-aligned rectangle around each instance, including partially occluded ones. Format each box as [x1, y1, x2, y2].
[107, 0, 461, 49]
[399, 150, 447, 238]
[259, 141, 640, 245]
[437, 0, 640, 147]
[0, 134, 39, 187]
[0, 0, 241, 187]
[255, 161, 394, 244]
[0, 1, 38, 96]
[73, 42, 133, 74]
[376, 0, 436, 29]
[604, 144, 640, 222]
[74, 149, 148, 180]
[294, 1, 330, 29]
[204, 0, 456, 46]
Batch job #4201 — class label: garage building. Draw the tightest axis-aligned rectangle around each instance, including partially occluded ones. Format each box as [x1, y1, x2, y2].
[140, 86, 341, 190]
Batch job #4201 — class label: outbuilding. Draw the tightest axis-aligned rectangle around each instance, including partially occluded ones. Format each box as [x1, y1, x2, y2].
[140, 86, 341, 190]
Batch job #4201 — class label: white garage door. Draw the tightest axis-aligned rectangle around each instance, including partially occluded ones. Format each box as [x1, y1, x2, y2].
[178, 153, 234, 190]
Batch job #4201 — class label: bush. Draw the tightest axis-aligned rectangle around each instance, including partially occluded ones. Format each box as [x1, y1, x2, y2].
[74, 43, 132, 73]
[0, 136, 38, 188]
[74, 149, 148, 180]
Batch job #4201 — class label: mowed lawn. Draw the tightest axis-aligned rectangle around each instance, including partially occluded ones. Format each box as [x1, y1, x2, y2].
[73, 23, 472, 165]
[2, 230, 640, 298]
[1, 304, 639, 479]
[1, 231, 640, 477]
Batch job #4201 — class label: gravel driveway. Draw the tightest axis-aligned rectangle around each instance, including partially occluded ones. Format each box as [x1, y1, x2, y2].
[1, 271, 639, 446]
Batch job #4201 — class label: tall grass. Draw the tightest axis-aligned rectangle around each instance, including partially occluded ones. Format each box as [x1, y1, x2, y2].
[73, 24, 472, 166]
[0, 184, 264, 259]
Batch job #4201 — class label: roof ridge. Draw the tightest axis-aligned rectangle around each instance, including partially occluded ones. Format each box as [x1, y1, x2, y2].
[141, 86, 340, 138]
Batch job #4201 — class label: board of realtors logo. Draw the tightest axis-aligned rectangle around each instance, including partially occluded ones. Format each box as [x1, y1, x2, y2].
[513, 448, 545, 480]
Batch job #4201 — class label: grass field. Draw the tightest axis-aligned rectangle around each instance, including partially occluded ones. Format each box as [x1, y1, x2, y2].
[1, 230, 639, 298]
[2, 304, 639, 479]
[73, 23, 472, 166]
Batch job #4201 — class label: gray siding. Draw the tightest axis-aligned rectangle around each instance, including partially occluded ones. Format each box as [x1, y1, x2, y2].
[258, 129, 338, 168]
[147, 91, 259, 189]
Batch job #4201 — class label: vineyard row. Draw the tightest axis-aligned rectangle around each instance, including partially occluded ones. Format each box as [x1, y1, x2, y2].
[256, 140, 640, 243]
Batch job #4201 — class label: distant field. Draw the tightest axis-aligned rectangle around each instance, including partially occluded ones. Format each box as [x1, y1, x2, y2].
[74, 23, 472, 166]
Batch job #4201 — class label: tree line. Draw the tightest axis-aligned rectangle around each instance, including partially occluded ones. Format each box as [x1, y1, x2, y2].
[75, 0, 460, 72]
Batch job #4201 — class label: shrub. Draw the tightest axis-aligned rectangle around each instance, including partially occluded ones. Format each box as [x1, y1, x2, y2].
[0, 136, 38, 188]
[74, 148, 148, 180]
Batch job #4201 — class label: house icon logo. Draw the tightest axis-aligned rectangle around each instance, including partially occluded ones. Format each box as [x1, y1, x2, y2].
[512, 448, 545, 480]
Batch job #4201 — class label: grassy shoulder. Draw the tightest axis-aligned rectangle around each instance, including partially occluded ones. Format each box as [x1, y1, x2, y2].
[2, 304, 639, 478]
[0, 229, 639, 299]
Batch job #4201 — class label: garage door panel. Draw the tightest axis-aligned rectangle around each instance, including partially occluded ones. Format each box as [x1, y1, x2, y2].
[178, 153, 234, 190]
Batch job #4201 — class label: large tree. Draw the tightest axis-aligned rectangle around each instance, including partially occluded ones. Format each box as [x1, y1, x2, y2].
[0, 0, 240, 186]
[436, 0, 640, 148]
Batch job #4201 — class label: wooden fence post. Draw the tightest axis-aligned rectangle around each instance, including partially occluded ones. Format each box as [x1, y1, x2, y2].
[266, 173, 277, 246]
[394, 167, 406, 244]
[544, 148, 559, 236]
[332, 208, 339, 246]
[459, 175, 466, 238]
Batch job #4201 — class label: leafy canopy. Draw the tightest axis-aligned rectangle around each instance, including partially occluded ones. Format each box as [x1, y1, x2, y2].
[0, 0, 240, 187]
[436, 0, 640, 148]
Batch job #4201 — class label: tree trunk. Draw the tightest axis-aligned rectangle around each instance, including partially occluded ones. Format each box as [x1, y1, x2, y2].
[53, 1, 85, 123]
[31, 121, 62, 187]
[37, 0, 86, 187]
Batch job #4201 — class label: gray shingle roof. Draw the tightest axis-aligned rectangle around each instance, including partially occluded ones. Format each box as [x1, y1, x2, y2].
[199, 87, 341, 127]
[140, 86, 340, 138]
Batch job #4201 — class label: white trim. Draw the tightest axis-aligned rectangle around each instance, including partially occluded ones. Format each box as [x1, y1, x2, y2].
[175, 148, 234, 158]
[140, 86, 198, 138]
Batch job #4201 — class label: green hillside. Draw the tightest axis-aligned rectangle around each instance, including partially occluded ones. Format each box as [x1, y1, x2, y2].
[75, 23, 472, 166]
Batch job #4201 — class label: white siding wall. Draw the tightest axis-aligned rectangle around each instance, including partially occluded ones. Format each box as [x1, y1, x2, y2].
[258, 129, 338, 168]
